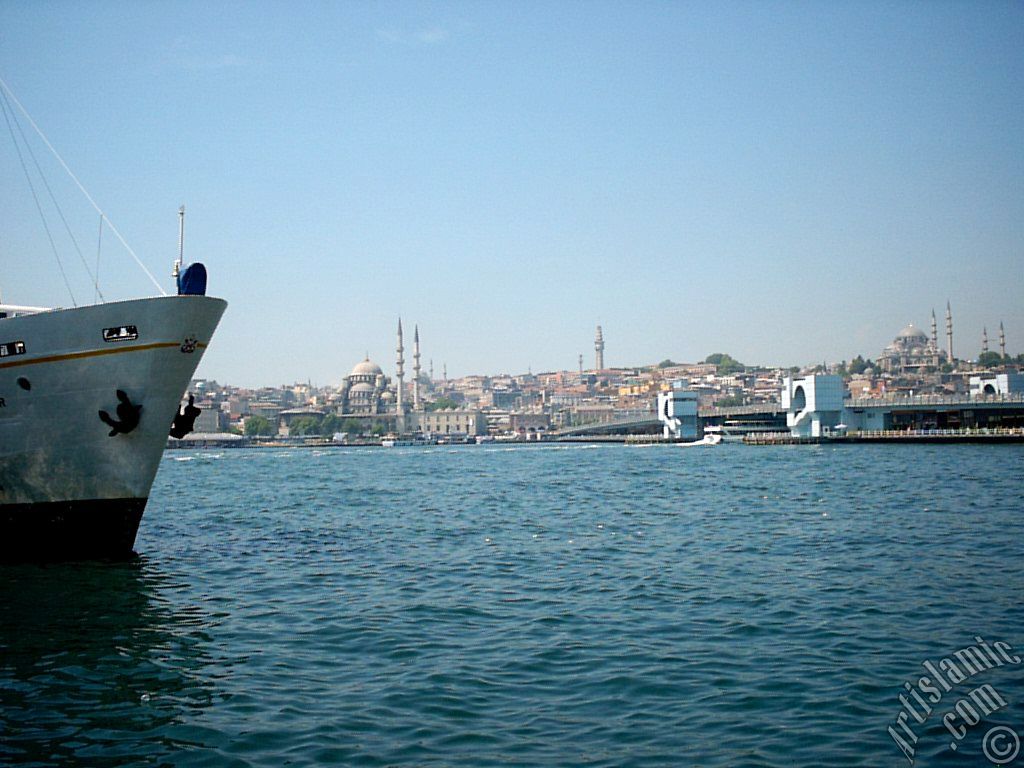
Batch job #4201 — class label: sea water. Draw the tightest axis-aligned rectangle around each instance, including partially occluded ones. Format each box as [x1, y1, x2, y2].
[1, 444, 1022, 766]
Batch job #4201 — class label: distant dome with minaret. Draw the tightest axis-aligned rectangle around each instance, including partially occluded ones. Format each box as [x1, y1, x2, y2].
[896, 324, 928, 341]
[879, 318, 944, 374]
[336, 356, 391, 414]
[350, 358, 383, 378]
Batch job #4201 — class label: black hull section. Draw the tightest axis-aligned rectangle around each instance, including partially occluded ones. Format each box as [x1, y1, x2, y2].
[0, 498, 147, 561]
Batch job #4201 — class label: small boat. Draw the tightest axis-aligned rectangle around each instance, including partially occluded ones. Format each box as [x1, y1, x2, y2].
[381, 435, 415, 447]
[678, 426, 723, 447]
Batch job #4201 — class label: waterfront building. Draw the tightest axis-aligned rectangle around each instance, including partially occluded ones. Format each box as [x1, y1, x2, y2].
[193, 402, 225, 433]
[278, 407, 326, 435]
[415, 409, 486, 437]
[783, 375, 845, 437]
[509, 413, 551, 436]
[969, 373, 1023, 397]
[783, 374, 1024, 434]
[249, 401, 283, 422]
[657, 386, 699, 440]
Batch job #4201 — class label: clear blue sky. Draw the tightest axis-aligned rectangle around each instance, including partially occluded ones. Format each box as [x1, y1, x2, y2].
[2, 1, 1022, 386]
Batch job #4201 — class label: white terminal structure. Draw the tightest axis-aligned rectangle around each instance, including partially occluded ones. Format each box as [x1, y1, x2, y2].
[782, 375, 846, 438]
[657, 383, 699, 440]
[783, 373, 1024, 437]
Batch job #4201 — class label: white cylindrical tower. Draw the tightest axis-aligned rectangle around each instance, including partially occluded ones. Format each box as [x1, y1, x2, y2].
[395, 318, 405, 417]
[946, 301, 954, 362]
[413, 324, 422, 410]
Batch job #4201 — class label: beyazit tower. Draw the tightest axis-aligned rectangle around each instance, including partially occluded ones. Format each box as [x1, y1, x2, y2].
[595, 325, 605, 371]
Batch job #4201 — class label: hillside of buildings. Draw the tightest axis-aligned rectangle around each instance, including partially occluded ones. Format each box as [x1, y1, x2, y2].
[183, 319, 1023, 440]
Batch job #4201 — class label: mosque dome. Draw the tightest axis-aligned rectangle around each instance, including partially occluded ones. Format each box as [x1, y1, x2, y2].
[351, 358, 383, 377]
[349, 381, 375, 395]
[897, 324, 928, 341]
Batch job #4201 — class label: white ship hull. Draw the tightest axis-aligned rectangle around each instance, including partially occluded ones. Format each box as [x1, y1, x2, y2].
[0, 295, 226, 558]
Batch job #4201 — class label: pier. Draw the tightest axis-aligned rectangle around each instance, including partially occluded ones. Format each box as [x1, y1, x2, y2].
[744, 427, 1024, 445]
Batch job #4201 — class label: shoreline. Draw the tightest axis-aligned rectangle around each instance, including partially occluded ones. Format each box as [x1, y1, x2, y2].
[166, 430, 1024, 449]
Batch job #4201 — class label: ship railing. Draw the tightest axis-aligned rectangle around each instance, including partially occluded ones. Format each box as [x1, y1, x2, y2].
[853, 427, 1024, 438]
[0, 304, 52, 318]
[847, 393, 1024, 407]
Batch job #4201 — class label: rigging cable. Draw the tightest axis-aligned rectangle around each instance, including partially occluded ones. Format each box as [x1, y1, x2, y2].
[0, 87, 76, 306]
[95, 214, 103, 304]
[5, 88, 106, 303]
[0, 74, 166, 296]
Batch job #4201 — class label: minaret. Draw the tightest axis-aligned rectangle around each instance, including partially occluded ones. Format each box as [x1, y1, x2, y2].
[982, 326, 989, 353]
[594, 325, 605, 371]
[395, 318, 405, 425]
[999, 321, 1006, 358]
[413, 325, 422, 410]
[930, 309, 938, 349]
[945, 301, 954, 362]
[578, 354, 583, 375]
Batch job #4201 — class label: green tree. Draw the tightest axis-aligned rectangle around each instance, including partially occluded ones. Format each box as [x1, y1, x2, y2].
[657, 359, 676, 369]
[978, 351, 1005, 368]
[244, 415, 274, 436]
[321, 414, 344, 435]
[848, 355, 868, 375]
[426, 397, 459, 411]
[716, 395, 744, 407]
[704, 353, 744, 375]
[289, 416, 323, 436]
[342, 418, 363, 434]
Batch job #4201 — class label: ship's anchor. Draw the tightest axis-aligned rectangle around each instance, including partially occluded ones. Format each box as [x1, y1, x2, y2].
[170, 394, 202, 439]
[99, 390, 142, 436]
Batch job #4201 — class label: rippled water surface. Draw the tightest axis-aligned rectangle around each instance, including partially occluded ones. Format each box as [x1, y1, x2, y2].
[2, 444, 1023, 766]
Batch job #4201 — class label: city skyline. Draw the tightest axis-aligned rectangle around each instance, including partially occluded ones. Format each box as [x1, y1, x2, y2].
[201, 309, 1021, 391]
[2, 2, 1022, 387]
